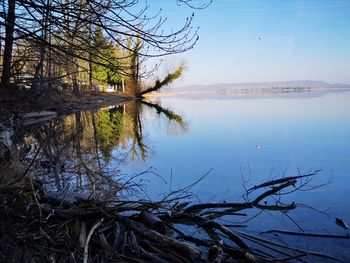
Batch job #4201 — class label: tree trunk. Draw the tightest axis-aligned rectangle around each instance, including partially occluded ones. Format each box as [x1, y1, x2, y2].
[88, 23, 93, 89]
[71, 69, 79, 95]
[1, 0, 16, 86]
[32, 47, 46, 90]
[33, 0, 51, 91]
[67, 45, 79, 95]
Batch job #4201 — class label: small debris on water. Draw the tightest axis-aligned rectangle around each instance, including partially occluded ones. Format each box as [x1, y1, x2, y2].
[335, 218, 348, 230]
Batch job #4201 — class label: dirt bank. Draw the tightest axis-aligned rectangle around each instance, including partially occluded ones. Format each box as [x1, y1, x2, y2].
[0, 88, 134, 122]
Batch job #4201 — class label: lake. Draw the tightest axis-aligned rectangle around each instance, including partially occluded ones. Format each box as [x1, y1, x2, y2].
[20, 90, 350, 261]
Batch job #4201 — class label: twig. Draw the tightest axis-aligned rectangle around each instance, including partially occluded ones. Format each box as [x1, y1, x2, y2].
[83, 218, 105, 263]
[234, 230, 344, 261]
[29, 173, 43, 224]
[261, 229, 350, 239]
[161, 168, 213, 202]
[248, 170, 321, 193]
[253, 179, 297, 204]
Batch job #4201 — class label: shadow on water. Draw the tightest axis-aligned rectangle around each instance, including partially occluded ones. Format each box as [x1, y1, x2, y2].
[14, 100, 187, 198]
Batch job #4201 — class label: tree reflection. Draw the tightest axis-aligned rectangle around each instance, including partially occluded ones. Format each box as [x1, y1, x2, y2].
[141, 100, 188, 136]
[19, 100, 187, 195]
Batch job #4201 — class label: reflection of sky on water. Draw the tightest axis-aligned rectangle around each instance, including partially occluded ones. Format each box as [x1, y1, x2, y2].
[21, 91, 350, 260]
[121, 91, 350, 240]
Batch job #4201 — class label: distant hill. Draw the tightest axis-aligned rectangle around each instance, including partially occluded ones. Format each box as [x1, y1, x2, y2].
[166, 80, 350, 94]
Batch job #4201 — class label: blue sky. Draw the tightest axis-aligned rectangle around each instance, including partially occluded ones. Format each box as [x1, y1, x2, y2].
[149, 0, 350, 85]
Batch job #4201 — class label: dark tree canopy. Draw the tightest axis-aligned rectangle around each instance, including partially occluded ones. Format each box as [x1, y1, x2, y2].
[0, 0, 210, 94]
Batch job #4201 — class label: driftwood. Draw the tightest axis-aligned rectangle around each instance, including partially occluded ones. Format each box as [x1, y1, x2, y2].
[261, 230, 350, 240]
[0, 111, 57, 161]
[21, 111, 57, 119]
[0, 167, 345, 263]
[0, 124, 13, 165]
[21, 111, 57, 126]
[83, 218, 105, 263]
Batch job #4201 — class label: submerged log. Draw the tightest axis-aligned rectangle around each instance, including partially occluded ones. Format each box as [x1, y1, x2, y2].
[21, 111, 57, 126]
[138, 210, 166, 234]
[21, 111, 57, 119]
[117, 215, 204, 262]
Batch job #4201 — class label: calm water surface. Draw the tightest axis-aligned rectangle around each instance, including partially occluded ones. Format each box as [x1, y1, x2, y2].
[22, 90, 350, 260]
[124, 91, 350, 259]
[125, 92, 350, 206]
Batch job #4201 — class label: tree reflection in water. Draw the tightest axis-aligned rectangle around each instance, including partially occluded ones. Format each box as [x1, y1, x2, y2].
[18, 100, 187, 198]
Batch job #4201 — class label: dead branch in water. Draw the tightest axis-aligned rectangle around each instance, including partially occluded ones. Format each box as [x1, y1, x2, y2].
[261, 230, 350, 240]
[0, 167, 344, 263]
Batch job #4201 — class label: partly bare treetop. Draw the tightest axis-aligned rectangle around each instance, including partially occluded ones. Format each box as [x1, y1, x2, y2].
[8, 0, 210, 57]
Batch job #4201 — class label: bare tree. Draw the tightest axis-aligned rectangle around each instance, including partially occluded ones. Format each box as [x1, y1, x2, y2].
[0, 0, 210, 92]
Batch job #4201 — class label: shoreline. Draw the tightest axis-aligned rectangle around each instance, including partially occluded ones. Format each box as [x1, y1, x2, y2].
[149, 87, 350, 97]
[0, 89, 135, 123]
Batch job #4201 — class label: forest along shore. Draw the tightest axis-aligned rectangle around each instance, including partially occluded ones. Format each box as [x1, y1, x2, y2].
[0, 88, 134, 123]
[0, 89, 133, 159]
